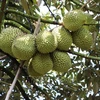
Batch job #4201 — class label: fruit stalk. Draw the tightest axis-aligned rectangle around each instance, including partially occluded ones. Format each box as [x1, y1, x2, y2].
[33, 18, 41, 36]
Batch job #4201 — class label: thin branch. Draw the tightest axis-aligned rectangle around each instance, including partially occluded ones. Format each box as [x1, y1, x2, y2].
[0, 0, 7, 32]
[34, 18, 41, 36]
[5, 17, 31, 30]
[6, 9, 62, 25]
[0, 55, 7, 60]
[4, 20, 31, 33]
[0, 66, 30, 100]
[43, 0, 56, 20]
[84, 23, 99, 26]
[5, 61, 25, 100]
[80, 0, 92, 9]
[71, 0, 100, 13]
[68, 50, 100, 61]
[5, 9, 99, 26]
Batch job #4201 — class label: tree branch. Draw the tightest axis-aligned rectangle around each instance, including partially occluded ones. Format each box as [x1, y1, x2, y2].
[43, 0, 56, 20]
[34, 18, 41, 35]
[5, 9, 99, 27]
[68, 50, 100, 61]
[0, 66, 30, 100]
[5, 61, 25, 100]
[0, 0, 7, 32]
[5, 17, 32, 30]
[0, 55, 7, 60]
[5, 68, 21, 100]
[80, 0, 91, 9]
[71, 0, 100, 13]
[6, 9, 62, 25]
[4, 20, 31, 33]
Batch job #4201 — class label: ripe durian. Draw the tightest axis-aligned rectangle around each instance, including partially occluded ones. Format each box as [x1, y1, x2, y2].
[31, 52, 53, 75]
[63, 10, 86, 31]
[36, 30, 57, 53]
[52, 50, 72, 72]
[85, 13, 97, 32]
[12, 34, 36, 60]
[0, 27, 24, 56]
[52, 26, 72, 51]
[72, 27, 93, 50]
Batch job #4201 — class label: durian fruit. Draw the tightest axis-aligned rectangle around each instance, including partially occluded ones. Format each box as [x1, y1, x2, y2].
[85, 13, 97, 32]
[52, 50, 72, 72]
[27, 62, 43, 77]
[0, 27, 24, 56]
[72, 27, 93, 50]
[12, 34, 36, 60]
[36, 30, 57, 53]
[31, 52, 53, 75]
[52, 26, 72, 51]
[63, 10, 86, 31]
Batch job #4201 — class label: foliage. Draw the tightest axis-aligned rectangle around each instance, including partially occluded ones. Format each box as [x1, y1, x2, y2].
[0, 0, 100, 100]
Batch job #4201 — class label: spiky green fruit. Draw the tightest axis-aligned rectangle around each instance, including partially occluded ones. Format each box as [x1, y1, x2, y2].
[31, 53, 53, 74]
[52, 26, 72, 51]
[0, 27, 24, 56]
[63, 10, 86, 31]
[27, 63, 43, 77]
[12, 34, 36, 60]
[85, 13, 97, 32]
[36, 30, 57, 53]
[72, 27, 93, 50]
[52, 51, 72, 72]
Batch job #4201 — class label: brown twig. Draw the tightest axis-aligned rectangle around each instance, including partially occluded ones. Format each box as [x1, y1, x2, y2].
[34, 18, 41, 36]
[0, 66, 30, 100]
[80, 0, 92, 9]
[0, 55, 7, 60]
[5, 61, 25, 100]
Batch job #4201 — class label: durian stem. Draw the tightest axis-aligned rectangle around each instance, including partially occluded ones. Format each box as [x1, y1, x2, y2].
[6, 9, 62, 25]
[5, 61, 25, 100]
[34, 18, 41, 36]
[68, 50, 100, 61]
[4, 20, 31, 34]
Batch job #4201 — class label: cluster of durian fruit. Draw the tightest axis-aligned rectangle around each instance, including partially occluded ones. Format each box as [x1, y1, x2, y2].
[0, 9, 95, 77]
